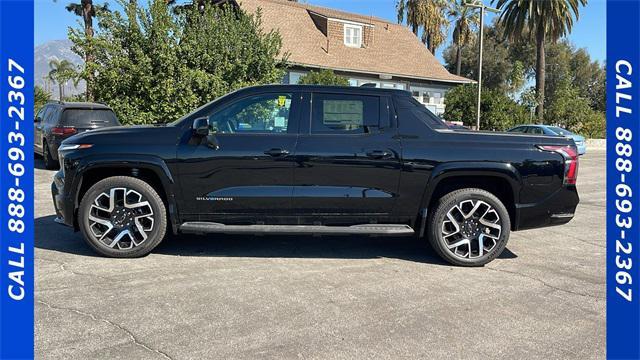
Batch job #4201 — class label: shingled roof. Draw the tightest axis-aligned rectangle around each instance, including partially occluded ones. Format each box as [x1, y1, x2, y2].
[239, 0, 473, 84]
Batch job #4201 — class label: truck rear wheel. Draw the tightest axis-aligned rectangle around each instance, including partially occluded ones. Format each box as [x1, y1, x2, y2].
[78, 176, 167, 258]
[427, 188, 511, 266]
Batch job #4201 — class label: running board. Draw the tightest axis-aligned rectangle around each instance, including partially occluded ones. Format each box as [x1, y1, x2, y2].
[179, 222, 415, 236]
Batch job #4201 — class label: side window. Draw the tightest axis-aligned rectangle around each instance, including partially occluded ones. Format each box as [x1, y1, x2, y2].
[46, 107, 60, 125]
[35, 106, 47, 121]
[394, 96, 447, 130]
[43, 106, 58, 124]
[510, 126, 525, 133]
[311, 93, 379, 134]
[527, 127, 543, 134]
[209, 93, 292, 134]
[37, 106, 51, 123]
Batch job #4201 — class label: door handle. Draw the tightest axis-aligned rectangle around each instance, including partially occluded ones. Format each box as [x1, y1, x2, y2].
[366, 150, 392, 159]
[264, 148, 290, 157]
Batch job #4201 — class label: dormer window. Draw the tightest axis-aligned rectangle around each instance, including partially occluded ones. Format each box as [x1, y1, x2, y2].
[344, 24, 363, 48]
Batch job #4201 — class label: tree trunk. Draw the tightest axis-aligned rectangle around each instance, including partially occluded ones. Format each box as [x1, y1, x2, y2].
[426, 33, 434, 54]
[456, 45, 462, 76]
[82, 0, 95, 101]
[535, 26, 545, 122]
[58, 83, 63, 101]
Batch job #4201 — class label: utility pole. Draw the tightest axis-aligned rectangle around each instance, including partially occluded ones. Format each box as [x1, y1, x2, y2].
[465, 0, 500, 131]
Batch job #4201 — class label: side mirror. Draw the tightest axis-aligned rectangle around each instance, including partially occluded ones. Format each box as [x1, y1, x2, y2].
[192, 116, 220, 150]
[192, 117, 209, 137]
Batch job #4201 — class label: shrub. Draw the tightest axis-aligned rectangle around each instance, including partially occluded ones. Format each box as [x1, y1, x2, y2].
[297, 70, 350, 86]
[443, 84, 528, 130]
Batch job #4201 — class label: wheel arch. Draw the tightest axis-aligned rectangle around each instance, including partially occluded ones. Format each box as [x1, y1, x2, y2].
[72, 155, 179, 234]
[420, 162, 521, 231]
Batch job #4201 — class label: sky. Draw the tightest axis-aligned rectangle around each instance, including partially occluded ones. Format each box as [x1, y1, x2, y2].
[34, 0, 607, 64]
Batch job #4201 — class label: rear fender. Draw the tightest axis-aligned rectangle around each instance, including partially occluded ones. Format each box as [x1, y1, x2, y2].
[421, 161, 522, 210]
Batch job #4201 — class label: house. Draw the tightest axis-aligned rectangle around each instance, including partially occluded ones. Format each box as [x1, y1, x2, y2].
[238, 0, 474, 115]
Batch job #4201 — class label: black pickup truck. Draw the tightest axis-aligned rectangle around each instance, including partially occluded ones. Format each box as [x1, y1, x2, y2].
[52, 85, 579, 266]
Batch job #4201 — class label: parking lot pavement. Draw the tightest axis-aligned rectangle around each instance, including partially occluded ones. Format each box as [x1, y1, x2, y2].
[35, 150, 605, 360]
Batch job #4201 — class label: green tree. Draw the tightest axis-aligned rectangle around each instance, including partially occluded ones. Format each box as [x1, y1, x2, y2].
[34, 86, 51, 114]
[448, 0, 478, 76]
[545, 82, 596, 132]
[64, 0, 109, 101]
[570, 48, 605, 112]
[541, 40, 605, 116]
[70, 0, 286, 125]
[297, 70, 349, 86]
[494, 0, 587, 121]
[443, 84, 528, 130]
[518, 86, 538, 120]
[580, 111, 605, 138]
[48, 59, 79, 100]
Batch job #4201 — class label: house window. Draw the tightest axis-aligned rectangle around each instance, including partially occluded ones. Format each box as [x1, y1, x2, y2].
[287, 71, 305, 85]
[344, 24, 363, 48]
[433, 92, 442, 104]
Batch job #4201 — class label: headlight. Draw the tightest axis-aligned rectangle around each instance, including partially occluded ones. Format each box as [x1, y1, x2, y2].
[58, 144, 93, 151]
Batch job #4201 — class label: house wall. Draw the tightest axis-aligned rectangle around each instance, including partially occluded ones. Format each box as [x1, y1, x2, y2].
[327, 20, 343, 45]
[283, 69, 455, 116]
[363, 26, 373, 47]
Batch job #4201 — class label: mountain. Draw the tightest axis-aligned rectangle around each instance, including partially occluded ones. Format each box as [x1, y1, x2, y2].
[34, 39, 86, 100]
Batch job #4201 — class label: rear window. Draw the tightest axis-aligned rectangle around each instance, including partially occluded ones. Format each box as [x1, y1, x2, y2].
[395, 96, 448, 129]
[311, 93, 380, 134]
[548, 126, 574, 136]
[61, 109, 120, 127]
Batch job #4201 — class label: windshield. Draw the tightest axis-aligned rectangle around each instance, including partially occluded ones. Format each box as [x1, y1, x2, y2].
[548, 126, 574, 136]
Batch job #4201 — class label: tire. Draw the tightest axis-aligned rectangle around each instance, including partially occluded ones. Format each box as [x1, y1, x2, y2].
[78, 176, 167, 258]
[427, 188, 511, 267]
[43, 141, 58, 170]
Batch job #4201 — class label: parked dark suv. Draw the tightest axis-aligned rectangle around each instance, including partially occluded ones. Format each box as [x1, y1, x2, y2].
[52, 85, 579, 266]
[35, 101, 120, 169]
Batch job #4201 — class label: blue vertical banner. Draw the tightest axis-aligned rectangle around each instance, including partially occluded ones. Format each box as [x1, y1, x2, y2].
[607, 0, 640, 359]
[0, 0, 35, 359]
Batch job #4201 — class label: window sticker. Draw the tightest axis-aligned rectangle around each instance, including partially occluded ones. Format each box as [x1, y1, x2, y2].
[274, 117, 286, 128]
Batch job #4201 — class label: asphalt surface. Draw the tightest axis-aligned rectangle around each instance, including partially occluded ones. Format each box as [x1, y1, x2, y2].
[35, 150, 605, 360]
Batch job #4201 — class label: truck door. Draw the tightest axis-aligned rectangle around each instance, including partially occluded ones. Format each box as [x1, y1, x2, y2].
[176, 91, 300, 223]
[291, 92, 402, 224]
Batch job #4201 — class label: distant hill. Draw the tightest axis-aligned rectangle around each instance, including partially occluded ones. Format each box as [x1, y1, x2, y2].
[34, 39, 86, 99]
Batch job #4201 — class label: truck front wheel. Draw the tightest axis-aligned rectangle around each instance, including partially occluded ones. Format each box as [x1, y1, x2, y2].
[78, 176, 167, 258]
[427, 188, 511, 266]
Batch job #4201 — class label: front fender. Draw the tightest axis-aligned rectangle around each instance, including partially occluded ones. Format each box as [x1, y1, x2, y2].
[74, 154, 175, 185]
[67, 153, 179, 234]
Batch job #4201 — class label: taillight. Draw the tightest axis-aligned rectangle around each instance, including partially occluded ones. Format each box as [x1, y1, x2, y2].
[51, 127, 77, 136]
[538, 145, 579, 185]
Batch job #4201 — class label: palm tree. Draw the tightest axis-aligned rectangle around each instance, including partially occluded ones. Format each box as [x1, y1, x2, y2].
[397, 0, 422, 35]
[493, 0, 587, 121]
[64, 0, 108, 101]
[48, 59, 79, 100]
[448, 0, 478, 76]
[396, 0, 449, 54]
